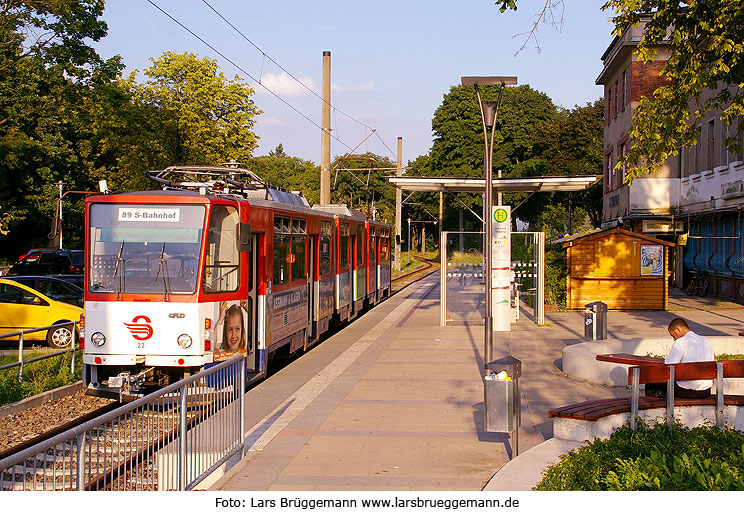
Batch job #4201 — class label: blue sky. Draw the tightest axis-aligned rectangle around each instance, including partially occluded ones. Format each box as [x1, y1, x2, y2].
[94, 1, 617, 165]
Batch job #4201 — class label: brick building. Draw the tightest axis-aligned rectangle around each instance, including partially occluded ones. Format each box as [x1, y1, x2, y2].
[596, 16, 744, 298]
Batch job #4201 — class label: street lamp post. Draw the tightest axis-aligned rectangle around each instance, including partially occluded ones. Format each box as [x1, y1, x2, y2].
[461, 76, 517, 365]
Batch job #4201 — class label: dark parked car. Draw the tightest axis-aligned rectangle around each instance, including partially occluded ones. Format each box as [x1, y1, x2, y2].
[6, 249, 83, 276]
[9, 276, 83, 307]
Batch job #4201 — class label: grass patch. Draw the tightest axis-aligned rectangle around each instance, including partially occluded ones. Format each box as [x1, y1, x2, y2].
[393, 258, 422, 275]
[447, 251, 482, 265]
[0, 349, 82, 407]
[535, 422, 744, 490]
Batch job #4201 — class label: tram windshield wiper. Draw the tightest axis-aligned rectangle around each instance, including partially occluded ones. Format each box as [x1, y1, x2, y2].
[112, 241, 126, 299]
[153, 242, 170, 301]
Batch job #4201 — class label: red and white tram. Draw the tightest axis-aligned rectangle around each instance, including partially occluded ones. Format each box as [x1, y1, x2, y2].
[82, 166, 391, 399]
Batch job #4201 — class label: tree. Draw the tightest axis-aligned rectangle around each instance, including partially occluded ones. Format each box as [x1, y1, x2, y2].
[331, 153, 397, 222]
[244, 154, 319, 204]
[430, 84, 557, 178]
[138, 51, 261, 165]
[427, 83, 557, 235]
[496, 0, 744, 179]
[269, 143, 288, 158]
[0, 0, 121, 256]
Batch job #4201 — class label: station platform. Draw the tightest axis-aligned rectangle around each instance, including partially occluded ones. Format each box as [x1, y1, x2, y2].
[210, 274, 744, 491]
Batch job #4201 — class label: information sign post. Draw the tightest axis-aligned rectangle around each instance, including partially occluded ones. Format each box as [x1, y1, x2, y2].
[491, 206, 511, 332]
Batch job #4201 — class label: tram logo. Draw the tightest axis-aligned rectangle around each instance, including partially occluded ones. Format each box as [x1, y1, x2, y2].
[124, 315, 153, 340]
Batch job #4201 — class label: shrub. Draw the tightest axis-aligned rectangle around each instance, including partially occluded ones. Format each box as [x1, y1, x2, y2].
[544, 245, 567, 308]
[535, 422, 744, 490]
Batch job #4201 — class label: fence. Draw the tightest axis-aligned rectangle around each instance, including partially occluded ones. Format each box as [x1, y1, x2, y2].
[0, 322, 80, 383]
[0, 355, 245, 491]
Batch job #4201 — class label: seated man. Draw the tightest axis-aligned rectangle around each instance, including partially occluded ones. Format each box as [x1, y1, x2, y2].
[645, 317, 715, 399]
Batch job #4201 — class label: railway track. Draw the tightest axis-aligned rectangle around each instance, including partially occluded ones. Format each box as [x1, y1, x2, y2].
[1, 381, 243, 491]
[391, 254, 439, 292]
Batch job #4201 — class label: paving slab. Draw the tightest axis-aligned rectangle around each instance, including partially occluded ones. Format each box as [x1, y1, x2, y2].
[210, 274, 744, 491]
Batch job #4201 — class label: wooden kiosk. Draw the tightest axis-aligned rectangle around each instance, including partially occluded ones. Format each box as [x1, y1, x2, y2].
[563, 228, 673, 310]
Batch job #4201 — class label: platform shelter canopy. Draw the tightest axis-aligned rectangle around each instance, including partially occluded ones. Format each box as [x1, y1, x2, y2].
[386, 175, 600, 193]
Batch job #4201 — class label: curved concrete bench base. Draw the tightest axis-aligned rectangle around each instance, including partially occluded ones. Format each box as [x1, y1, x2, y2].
[553, 406, 744, 442]
[562, 337, 744, 394]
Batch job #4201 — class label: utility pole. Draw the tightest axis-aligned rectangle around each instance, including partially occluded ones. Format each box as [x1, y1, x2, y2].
[56, 180, 65, 249]
[395, 137, 403, 271]
[320, 51, 331, 205]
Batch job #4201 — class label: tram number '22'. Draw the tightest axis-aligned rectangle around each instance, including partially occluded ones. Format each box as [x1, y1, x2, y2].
[137, 342, 146, 349]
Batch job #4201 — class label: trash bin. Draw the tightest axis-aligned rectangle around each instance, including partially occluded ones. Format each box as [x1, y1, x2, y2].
[484, 355, 521, 433]
[584, 301, 608, 340]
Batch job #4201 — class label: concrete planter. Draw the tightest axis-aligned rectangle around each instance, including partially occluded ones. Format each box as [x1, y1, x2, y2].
[562, 336, 744, 394]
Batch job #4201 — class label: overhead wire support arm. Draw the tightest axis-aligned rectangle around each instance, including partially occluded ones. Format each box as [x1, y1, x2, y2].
[449, 191, 485, 223]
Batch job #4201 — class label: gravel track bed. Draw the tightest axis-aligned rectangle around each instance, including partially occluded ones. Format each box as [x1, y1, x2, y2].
[0, 390, 111, 453]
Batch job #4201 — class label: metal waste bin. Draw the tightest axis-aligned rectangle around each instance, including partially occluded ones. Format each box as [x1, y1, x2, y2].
[484, 355, 521, 434]
[584, 301, 607, 340]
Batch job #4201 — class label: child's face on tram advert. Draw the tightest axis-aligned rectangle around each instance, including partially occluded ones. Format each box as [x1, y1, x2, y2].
[223, 305, 244, 351]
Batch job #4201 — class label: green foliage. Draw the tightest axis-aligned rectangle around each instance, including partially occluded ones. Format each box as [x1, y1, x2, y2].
[498, 0, 744, 179]
[0, 350, 82, 406]
[544, 245, 567, 308]
[603, 0, 744, 179]
[244, 154, 319, 204]
[507, 100, 604, 231]
[430, 84, 557, 179]
[139, 51, 261, 165]
[331, 153, 397, 223]
[535, 422, 744, 490]
[0, 0, 123, 256]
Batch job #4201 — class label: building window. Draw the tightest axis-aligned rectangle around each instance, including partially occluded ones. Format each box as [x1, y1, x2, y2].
[707, 119, 716, 170]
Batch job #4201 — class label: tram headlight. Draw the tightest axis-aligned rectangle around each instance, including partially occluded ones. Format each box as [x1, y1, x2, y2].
[177, 334, 193, 349]
[90, 332, 106, 347]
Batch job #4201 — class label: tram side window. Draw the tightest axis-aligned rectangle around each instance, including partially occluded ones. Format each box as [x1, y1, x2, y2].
[320, 221, 332, 276]
[204, 205, 240, 293]
[291, 218, 307, 281]
[369, 229, 376, 265]
[356, 225, 363, 266]
[273, 216, 290, 285]
[381, 230, 389, 263]
[340, 223, 349, 269]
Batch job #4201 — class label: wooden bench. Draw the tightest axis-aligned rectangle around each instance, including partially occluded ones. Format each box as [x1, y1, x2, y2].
[549, 359, 744, 430]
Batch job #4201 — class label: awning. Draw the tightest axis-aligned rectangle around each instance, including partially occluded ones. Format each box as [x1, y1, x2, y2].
[386, 175, 600, 193]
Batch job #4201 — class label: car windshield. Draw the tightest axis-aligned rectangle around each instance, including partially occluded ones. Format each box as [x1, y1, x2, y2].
[88, 204, 205, 294]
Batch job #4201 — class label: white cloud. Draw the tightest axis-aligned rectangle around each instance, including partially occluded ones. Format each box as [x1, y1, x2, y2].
[332, 82, 375, 93]
[256, 116, 286, 127]
[255, 72, 316, 96]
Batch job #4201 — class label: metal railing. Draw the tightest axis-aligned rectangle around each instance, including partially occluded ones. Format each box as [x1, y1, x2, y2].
[0, 355, 246, 491]
[0, 322, 80, 383]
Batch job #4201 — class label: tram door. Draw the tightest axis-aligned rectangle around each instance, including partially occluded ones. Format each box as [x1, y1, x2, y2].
[307, 234, 316, 343]
[245, 233, 258, 373]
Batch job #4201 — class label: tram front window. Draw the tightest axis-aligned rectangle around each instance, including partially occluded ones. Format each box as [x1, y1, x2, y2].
[88, 204, 205, 294]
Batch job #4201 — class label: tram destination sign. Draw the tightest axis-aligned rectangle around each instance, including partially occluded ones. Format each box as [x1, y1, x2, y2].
[118, 208, 181, 222]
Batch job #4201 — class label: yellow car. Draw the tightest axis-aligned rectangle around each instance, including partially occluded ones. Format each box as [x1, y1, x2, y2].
[0, 278, 82, 348]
